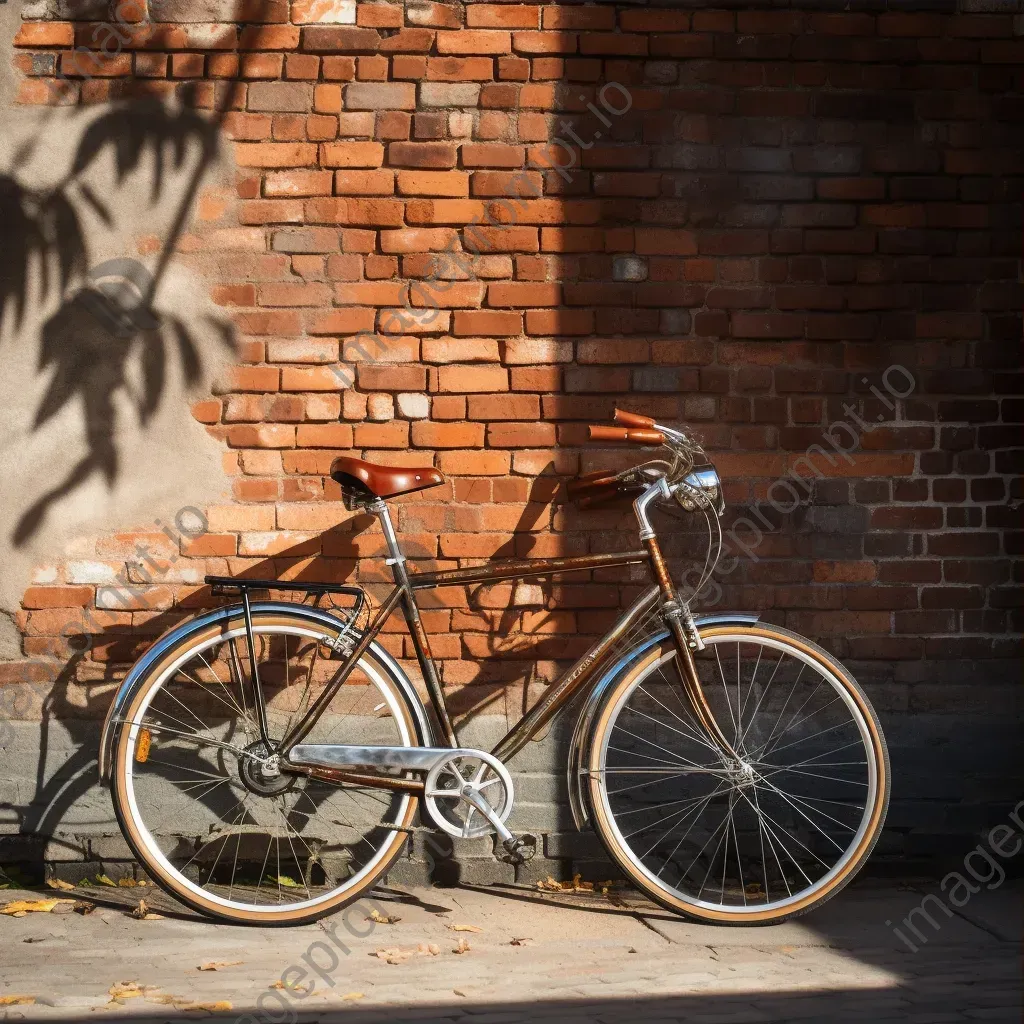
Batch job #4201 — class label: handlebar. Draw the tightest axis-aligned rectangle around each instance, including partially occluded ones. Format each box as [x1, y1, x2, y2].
[613, 408, 655, 429]
[588, 425, 665, 444]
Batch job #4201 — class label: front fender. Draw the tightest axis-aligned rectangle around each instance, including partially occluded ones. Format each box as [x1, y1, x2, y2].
[566, 612, 760, 830]
[97, 602, 434, 783]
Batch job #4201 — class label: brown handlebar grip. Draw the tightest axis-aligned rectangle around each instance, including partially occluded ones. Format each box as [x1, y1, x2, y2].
[613, 408, 656, 429]
[588, 425, 665, 444]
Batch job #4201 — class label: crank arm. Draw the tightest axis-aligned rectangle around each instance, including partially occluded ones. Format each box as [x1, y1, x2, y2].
[461, 787, 516, 846]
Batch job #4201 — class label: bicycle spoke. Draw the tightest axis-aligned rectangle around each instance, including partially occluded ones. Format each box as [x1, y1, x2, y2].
[735, 649, 786, 750]
[616, 711, 720, 768]
[712, 644, 739, 740]
[758, 778, 860, 836]
[636, 682, 720, 753]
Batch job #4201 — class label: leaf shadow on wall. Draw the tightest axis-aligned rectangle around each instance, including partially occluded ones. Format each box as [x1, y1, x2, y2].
[1, 88, 235, 548]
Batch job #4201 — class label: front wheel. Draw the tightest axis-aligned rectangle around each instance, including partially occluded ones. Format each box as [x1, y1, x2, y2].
[110, 609, 423, 925]
[586, 623, 889, 924]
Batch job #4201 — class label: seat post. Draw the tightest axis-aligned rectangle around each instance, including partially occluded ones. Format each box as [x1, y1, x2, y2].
[371, 499, 406, 585]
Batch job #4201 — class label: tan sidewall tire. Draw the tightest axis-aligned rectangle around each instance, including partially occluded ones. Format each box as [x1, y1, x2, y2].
[586, 624, 890, 925]
[111, 612, 421, 926]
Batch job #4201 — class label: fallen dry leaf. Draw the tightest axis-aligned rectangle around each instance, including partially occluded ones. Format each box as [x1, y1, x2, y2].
[371, 943, 440, 965]
[1, 898, 76, 916]
[184, 1000, 233, 1012]
[198, 961, 243, 972]
[73, 901, 96, 915]
[94, 874, 118, 887]
[270, 979, 313, 995]
[510, 937, 531, 946]
[536, 873, 619, 895]
[0, 996, 35, 1006]
[341, 992, 363, 1002]
[448, 923, 482, 933]
[367, 908, 400, 925]
[46, 878, 76, 892]
[108, 982, 147, 1002]
[452, 938, 471, 954]
[117, 878, 139, 888]
[131, 899, 164, 921]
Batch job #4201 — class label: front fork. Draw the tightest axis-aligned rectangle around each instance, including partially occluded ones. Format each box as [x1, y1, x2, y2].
[636, 486, 741, 764]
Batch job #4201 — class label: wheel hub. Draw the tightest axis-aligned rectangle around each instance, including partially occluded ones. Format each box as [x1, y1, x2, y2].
[728, 759, 758, 789]
[238, 741, 297, 796]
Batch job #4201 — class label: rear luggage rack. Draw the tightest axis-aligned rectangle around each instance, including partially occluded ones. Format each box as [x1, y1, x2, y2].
[205, 575, 366, 622]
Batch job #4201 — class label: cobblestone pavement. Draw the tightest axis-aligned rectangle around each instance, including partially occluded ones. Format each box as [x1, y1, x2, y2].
[0, 877, 1019, 1023]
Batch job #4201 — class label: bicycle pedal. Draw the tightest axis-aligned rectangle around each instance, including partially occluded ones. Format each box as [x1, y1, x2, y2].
[499, 832, 537, 865]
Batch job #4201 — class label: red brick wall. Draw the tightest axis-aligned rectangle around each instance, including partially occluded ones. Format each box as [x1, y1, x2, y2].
[8, 0, 1023, 853]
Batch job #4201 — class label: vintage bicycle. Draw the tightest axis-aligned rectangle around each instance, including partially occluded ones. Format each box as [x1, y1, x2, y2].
[99, 409, 889, 926]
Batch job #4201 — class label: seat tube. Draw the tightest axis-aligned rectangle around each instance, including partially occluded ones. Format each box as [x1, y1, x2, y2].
[373, 501, 457, 746]
[635, 486, 741, 763]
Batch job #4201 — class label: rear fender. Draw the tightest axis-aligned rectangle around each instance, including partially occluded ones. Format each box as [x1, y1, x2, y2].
[566, 612, 760, 830]
[97, 602, 434, 782]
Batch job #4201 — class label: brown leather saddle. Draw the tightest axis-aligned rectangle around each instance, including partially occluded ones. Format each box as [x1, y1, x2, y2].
[330, 456, 444, 502]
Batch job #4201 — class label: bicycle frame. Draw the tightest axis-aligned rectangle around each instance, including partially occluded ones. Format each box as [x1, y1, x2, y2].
[267, 491, 739, 777]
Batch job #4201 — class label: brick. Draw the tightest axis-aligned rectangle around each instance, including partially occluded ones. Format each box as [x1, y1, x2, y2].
[234, 143, 317, 167]
[407, 2, 461, 28]
[436, 30, 511, 54]
[292, 0, 356, 24]
[513, 31, 577, 54]
[525, 309, 594, 335]
[380, 228, 458, 253]
[452, 310, 522, 337]
[345, 82, 416, 109]
[426, 57, 495, 80]
[419, 83, 482, 107]
[247, 82, 311, 112]
[488, 282, 561, 307]
[468, 5, 539, 28]
[150, 0, 289, 20]
[388, 141, 457, 169]
[328, 169, 394, 195]
[437, 450, 510, 475]
[240, 25, 301, 49]
[437, 366, 509, 393]
[359, 4, 404, 28]
[397, 171, 468, 197]
[60, 52, 132, 77]
[14, 22, 74, 47]
[319, 142, 385, 167]
[411, 421, 484, 447]
[487, 422, 557, 447]
[264, 170, 333, 196]
[301, 26, 381, 51]
[22, 587, 93, 610]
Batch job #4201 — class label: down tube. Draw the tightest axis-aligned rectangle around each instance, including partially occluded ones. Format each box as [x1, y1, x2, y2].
[491, 585, 661, 763]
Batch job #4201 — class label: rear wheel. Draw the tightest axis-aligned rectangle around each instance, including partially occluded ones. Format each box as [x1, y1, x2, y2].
[111, 610, 422, 925]
[586, 624, 889, 924]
